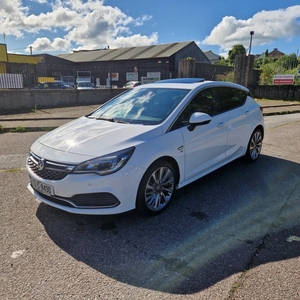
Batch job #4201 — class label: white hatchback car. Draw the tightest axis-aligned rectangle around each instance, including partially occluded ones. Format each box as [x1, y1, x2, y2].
[26, 78, 264, 215]
[123, 81, 140, 88]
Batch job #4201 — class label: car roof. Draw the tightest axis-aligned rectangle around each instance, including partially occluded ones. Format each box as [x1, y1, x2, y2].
[156, 78, 205, 84]
[139, 79, 250, 92]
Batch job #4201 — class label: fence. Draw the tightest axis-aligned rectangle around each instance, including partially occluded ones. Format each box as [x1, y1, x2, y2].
[0, 73, 23, 89]
[250, 85, 300, 100]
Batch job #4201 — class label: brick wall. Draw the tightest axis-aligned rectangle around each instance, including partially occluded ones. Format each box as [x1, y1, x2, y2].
[1, 84, 299, 115]
[0, 89, 123, 115]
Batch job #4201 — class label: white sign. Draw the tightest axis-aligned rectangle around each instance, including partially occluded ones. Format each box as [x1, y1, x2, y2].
[147, 72, 161, 80]
[273, 74, 294, 85]
[126, 72, 138, 81]
[110, 72, 119, 81]
[141, 77, 159, 84]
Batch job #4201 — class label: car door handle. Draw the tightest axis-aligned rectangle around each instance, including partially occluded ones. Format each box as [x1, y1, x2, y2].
[217, 122, 225, 128]
[245, 111, 250, 115]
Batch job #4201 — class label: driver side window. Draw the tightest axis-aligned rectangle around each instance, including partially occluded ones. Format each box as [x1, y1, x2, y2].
[172, 88, 219, 129]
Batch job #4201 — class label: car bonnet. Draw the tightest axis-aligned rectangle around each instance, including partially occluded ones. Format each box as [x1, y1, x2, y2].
[32, 116, 163, 163]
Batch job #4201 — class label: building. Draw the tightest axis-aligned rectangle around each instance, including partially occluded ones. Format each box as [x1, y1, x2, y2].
[55, 41, 210, 86]
[1, 41, 211, 88]
[255, 48, 285, 60]
[267, 48, 285, 59]
[203, 50, 221, 64]
[0, 43, 41, 88]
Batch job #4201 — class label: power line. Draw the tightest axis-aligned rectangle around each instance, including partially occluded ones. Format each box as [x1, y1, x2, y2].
[7, 46, 29, 51]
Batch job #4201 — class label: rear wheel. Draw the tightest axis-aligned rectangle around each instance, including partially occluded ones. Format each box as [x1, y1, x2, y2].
[136, 160, 176, 215]
[245, 128, 263, 162]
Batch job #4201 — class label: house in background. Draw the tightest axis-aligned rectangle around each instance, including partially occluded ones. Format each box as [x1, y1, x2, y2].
[203, 50, 221, 64]
[267, 48, 285, 59]
[255, 48, 285, 60]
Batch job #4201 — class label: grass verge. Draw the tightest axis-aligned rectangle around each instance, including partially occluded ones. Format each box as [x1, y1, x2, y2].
[10, 126, 27, 133]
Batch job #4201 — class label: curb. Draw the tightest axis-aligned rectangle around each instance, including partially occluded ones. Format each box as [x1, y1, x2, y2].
[263, 110, 300, 116]
[0, 126, 58, 133]
[0, 117, 75, 122]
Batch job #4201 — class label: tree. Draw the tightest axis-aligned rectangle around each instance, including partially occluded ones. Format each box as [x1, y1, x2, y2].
[275, 53, 298, 70]
[264, 49, 269, 58]
[228, 44, 246, 65]
[215, 71, 234, 82]
[215, 57, 229, 66]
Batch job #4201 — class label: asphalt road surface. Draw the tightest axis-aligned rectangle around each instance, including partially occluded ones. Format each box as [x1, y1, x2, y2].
[0, 114, 300, 300]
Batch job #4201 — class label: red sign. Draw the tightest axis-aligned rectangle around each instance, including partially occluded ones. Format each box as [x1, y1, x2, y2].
[273, 75, 294, 85]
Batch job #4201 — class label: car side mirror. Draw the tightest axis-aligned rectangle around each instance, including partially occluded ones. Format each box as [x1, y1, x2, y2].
[188, 112, 212, 132]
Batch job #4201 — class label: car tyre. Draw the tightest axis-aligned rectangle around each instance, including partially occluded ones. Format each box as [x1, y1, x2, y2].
[244, 128, 263, 162]
[136, 160, 176, 216]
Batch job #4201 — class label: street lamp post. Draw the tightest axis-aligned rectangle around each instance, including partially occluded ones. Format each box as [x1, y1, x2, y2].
[249, 31, 254, 56]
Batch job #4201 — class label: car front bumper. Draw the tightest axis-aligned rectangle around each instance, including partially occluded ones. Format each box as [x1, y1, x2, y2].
[26, 161, 145, 215]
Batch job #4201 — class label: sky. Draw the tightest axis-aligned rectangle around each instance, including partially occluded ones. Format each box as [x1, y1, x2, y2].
[1, 0, 300, 58]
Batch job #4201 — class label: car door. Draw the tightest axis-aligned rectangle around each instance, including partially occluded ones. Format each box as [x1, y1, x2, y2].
[172, 88, 228, 183]
[216, 87, 253, 160]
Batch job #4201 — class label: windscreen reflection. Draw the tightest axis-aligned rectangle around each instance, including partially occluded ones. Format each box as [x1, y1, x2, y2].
[90, 88, 190, 125]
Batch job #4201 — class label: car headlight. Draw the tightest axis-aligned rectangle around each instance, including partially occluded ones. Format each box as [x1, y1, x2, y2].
[72, 147, 135, 175]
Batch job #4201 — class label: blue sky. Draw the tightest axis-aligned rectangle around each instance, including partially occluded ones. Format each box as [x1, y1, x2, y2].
[1, 0, 300, 58]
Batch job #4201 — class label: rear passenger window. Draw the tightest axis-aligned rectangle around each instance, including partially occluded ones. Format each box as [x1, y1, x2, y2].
[217, 87, 247, 112]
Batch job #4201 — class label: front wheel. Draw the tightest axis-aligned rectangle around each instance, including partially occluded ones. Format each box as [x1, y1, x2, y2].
[244, 128, 263, 162]
[136, 160, 176, 216]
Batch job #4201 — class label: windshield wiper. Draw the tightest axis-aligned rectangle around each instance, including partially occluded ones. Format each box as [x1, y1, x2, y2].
[115, 119, 130, 124]
[86, 115, 114, 122]
[96, 116, 115, 122]
[86, 115, 130, 124]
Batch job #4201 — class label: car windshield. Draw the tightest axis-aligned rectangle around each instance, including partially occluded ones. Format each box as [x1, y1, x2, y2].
[89, 87, 190, 125]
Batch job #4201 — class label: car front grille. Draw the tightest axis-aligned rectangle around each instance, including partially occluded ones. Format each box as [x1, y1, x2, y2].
[35, 191, 120, 208]
[27, 151, 75, 181]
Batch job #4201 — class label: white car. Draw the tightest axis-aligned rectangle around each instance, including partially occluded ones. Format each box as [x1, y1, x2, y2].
[123, 81, 140, 88]
[26, 78, 264, 216]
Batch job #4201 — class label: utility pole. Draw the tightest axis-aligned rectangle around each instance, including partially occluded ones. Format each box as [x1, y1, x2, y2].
[248, 31, 254, 56]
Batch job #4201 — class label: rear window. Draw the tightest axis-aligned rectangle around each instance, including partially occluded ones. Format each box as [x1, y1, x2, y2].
[217, 87, 248, 112]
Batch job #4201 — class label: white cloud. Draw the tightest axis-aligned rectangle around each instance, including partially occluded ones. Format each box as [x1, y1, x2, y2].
[108, 33, 158, 49]
[202, 5, 300, 52]
[0, 0, 158, 53]
[134, 15, 152, 26]
[30, 0, 47, 3]
[29, 37, 71, 51]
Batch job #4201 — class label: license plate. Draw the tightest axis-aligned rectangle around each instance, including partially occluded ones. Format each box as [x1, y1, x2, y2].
[31, 178, 54, 196]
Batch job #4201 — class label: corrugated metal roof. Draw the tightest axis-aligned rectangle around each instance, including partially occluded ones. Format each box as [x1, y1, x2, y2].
[57, 41, 194, 62]
[203, 50, 220, 61]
